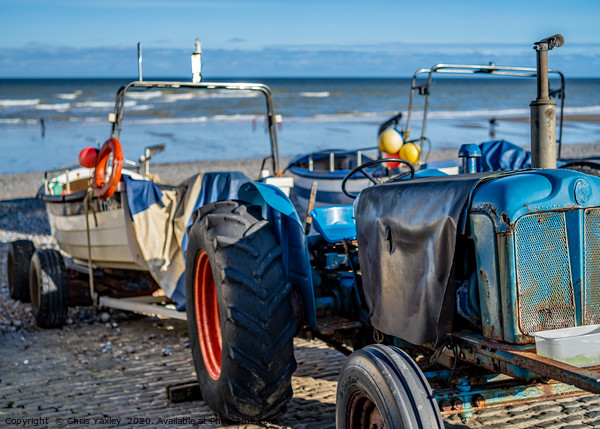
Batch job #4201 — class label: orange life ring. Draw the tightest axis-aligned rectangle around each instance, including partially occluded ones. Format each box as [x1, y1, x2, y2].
[93, 137, 123, 199]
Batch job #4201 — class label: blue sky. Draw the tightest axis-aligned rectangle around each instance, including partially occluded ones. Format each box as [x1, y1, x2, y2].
[1, 0, 599, 78]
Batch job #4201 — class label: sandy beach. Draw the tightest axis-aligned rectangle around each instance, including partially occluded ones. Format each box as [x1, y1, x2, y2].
[2, 141, 600, 200]
[503, 113, 600, 123]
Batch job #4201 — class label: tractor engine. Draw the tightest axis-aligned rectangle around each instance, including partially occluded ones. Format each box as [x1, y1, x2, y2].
[354, 168, 600, 346]
[307, 236, 362, 322]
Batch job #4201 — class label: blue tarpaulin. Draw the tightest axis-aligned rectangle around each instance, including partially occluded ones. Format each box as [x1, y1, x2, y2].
[479, 140, 531, 172]
[123, 171, 250, 307]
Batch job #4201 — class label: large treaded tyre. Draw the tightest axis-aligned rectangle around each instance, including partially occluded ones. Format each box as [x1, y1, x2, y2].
[7, 240, 35, 302]
[336, 344, 443, 429]
[185, 200, 297, 422]
[29, 249, 68, 328]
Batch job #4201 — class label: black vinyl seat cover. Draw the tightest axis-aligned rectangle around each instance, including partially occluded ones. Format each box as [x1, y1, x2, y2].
[355, 172, 493, 346]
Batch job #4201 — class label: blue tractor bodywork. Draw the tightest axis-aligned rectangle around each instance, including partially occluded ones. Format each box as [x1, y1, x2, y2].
[470, 169, 600, 344]
[235, 164, 600, 421]
[238, 182, 319, 331]
[238, 181, 363, 336]
[239, 163, 600, 354]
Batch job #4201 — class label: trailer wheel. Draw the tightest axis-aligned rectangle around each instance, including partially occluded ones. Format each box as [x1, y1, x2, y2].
[185, 200, 296, 422]
[7, 240, 36, 302]
[29, 249, 68, 328]
[336, 344, 443, 429]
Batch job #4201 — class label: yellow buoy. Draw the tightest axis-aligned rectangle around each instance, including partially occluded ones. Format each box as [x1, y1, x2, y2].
[378, 128, 403, 154]
[399, 142, 421, 164]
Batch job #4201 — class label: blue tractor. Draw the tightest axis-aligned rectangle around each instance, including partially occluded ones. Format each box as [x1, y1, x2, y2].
[183, 34, 600, 426]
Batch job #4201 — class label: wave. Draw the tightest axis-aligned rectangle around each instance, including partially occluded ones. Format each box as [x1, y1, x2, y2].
[285, 111, 387, 123]
[129, 104, 153, 111]
[35, 103, 70, 111]
[300, 91, 330, 98]
[0, 114, 262, 126]
[3, 105, 599, 127]
[162, 93, 195, 103]
[126, 90, 163, 100]
[158, 90, 260, 103]
[213, 114, 264, 121]
[563, 106, 600, 115]
[127, 113, 263, 125]
[74, 101, 135, 109]
[272, 105, 600, 123]
[57, 90, 83, 100]
[426, 105, 600, 119]
[0, 98, 40, 107]
[0, 118, 39, 124]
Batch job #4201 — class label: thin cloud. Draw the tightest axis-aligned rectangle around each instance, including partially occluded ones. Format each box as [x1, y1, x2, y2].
[0, 43, 597, 78]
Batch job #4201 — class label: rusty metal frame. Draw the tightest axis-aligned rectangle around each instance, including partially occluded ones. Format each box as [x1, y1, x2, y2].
[402, 63, 566, 161]
[420, 331, 600, 423]
[435, 376, 585, 423]
[451, 332, 600, 393]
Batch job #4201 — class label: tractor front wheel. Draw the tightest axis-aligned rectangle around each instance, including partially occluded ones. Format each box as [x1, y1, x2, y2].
[185, 200, 296, 422]
[336, 344, 443, 429]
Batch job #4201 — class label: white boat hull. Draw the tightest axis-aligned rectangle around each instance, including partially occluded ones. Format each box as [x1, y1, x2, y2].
[42, 167, 148, 270]
[47, 196, 146, 270]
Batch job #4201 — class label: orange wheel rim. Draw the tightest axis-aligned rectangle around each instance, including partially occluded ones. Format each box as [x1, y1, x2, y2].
[194, 251, 222, 380]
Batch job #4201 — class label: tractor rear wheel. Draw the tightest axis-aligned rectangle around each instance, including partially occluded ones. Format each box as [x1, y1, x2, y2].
[29, 249, 68, 328]
[336, 344, 443, 429]
[185, 200, 296, 422]
[7, 239, 35, 302]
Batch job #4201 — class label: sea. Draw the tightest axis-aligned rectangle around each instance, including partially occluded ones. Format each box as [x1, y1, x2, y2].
[1, 77, 600, 174]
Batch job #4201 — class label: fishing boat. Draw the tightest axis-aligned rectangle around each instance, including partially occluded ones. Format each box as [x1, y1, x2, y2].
[286, 62, 568, 203]
[393, 62, 565, 171]
[39, 146, 162, 271]
[9, 42, 292, 326]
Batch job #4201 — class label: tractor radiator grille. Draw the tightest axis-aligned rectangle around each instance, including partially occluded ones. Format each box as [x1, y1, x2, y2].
[584, 208, 600, 324]
[515, 212, 575, 333]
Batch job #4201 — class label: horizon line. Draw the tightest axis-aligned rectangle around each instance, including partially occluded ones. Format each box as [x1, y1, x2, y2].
[2, 75, 600, 80]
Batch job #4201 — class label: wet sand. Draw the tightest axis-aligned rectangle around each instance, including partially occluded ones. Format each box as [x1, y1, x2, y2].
[502, 113, 600, 123]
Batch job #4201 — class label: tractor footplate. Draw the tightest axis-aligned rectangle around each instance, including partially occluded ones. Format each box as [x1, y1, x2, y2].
[317, 317, 361, 342]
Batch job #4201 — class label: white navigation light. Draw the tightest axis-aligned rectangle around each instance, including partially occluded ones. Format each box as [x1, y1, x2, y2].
[191, 39, 202, 83]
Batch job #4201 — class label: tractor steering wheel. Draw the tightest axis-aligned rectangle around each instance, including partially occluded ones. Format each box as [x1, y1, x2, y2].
[341, 158, 415, 199]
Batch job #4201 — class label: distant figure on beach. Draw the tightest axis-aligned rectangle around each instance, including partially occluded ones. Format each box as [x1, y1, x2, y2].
[489, 117, 497, 139]
[40, 118, 46, 138]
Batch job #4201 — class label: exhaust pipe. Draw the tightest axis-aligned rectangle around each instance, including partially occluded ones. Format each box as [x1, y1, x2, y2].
[530, 34, 564, 169]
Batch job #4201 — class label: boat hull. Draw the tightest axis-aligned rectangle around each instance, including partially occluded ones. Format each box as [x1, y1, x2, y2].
[45, 191, 147, 270]
[40, 166, 148, 271]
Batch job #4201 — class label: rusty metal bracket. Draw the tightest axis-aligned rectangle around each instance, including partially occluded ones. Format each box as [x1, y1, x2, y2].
[451, 332, 600, 394]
